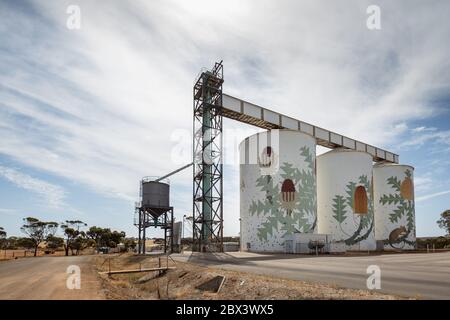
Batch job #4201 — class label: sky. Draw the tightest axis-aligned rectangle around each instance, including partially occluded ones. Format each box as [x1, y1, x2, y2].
[0, 0, 449, 239]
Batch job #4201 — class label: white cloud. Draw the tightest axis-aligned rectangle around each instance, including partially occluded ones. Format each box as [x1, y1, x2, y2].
[416, 190, 450, 202]
[0, 208, 16, 216]
[1, 0, 450, 235]
[412, 126, 437, 133]
[414, 175, 434, 192]
[400, 128, 450, 149]
[0, 166, 66, 208]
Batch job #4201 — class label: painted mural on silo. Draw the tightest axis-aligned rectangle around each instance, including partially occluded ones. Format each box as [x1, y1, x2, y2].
[240, 129, 317, 252]
[373, 163, 416, 250]
[317, 149, 376, 251]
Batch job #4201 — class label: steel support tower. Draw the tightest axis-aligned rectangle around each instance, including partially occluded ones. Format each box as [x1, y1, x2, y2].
[134, 200, 174, 254]
[192, 61, 224, 252]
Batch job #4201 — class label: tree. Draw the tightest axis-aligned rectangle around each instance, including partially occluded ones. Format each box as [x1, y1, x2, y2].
[60, 220, 87, 256]
[108, 230, 126, 248]
[3, 236, 19, 250]
[0, 227, 6, 239]
[123, 238, 136, 251]
[0, 227, 6, 250]
[20, 217, 58, 256]
[71, 232, 95, 255]
[86, 226, 126, 251]
[437, 210, 450, 236]
[46, 235, 64, 251]
[86, 226, 105, 250]
[16, 237, 36, 250]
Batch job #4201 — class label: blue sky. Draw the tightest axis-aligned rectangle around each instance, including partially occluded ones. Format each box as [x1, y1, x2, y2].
[0, 0, 449, 238]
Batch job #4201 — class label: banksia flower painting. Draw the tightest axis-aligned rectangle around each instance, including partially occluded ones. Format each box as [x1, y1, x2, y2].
[353, 186, 368, 214]
[281, 179, 296, 213]
[400, 176, 414, 200]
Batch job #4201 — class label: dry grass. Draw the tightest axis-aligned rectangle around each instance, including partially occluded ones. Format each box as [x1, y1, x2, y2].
[95, 253, 410, 300]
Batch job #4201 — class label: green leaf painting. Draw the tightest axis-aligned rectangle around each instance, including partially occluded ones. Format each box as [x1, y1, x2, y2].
[248, 147, 317, 242]
[332, 195, 347, 224]
[387, 176, 401, 192]
[331, 174, 374, 246]
[380, 194, 403, 206]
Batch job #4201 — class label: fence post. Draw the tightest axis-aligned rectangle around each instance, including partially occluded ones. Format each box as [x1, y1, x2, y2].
[158, 257, 161, 276]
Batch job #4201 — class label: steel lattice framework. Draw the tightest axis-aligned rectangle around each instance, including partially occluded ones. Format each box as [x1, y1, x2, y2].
[192, 61, 224, 252]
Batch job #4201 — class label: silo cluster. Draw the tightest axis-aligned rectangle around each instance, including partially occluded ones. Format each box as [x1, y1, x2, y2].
[239, 130, 416, 253]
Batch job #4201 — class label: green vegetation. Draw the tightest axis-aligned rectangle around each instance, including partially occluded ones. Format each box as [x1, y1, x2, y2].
[61, 220, 88, 256]
[0, 227, 6, 250]
[86, 226, 125, 250]
[20, 217, 58, 256]
[437, 209, 450, 236]
[1, 217, 128, 257]
[46, 235, 64, 251]
[417, 236, 450, 249]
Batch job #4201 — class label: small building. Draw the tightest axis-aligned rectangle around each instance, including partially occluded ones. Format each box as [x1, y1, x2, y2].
[223, 242, 240, 252]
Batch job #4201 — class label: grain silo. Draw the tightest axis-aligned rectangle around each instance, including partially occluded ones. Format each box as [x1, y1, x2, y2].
[240, 129, 317, 252]
[373, 163, 416, 251]
[317, 149, 376, 251]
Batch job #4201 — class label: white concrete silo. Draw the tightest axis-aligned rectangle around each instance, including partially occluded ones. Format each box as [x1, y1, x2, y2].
[373, 163, 416, 251]
[240, 129, 317, 252]
[317, 149, 376, 251]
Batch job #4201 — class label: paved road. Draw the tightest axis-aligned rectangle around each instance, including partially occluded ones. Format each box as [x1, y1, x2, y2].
[0, 256, 105, 300]
[173, 251, 450, 299]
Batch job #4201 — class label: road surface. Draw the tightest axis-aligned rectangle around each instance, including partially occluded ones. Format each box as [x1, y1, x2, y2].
[0, 255, 105, 300]
[173, 251, 450, 300]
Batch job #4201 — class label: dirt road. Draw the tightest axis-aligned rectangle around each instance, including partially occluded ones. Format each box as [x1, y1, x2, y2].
[0, 256, 105, 300]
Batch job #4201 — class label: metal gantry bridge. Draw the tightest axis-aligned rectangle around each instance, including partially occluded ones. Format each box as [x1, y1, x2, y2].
[220, 94, 399, 163]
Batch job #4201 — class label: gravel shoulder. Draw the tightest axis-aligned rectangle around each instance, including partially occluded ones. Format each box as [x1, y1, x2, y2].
[96, 253, 407, 300]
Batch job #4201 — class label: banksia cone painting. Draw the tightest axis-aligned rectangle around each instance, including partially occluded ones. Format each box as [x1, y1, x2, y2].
[353, 186, 368, 214]
[281, 179, 296, 212]
[400, 176, 414, 200]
